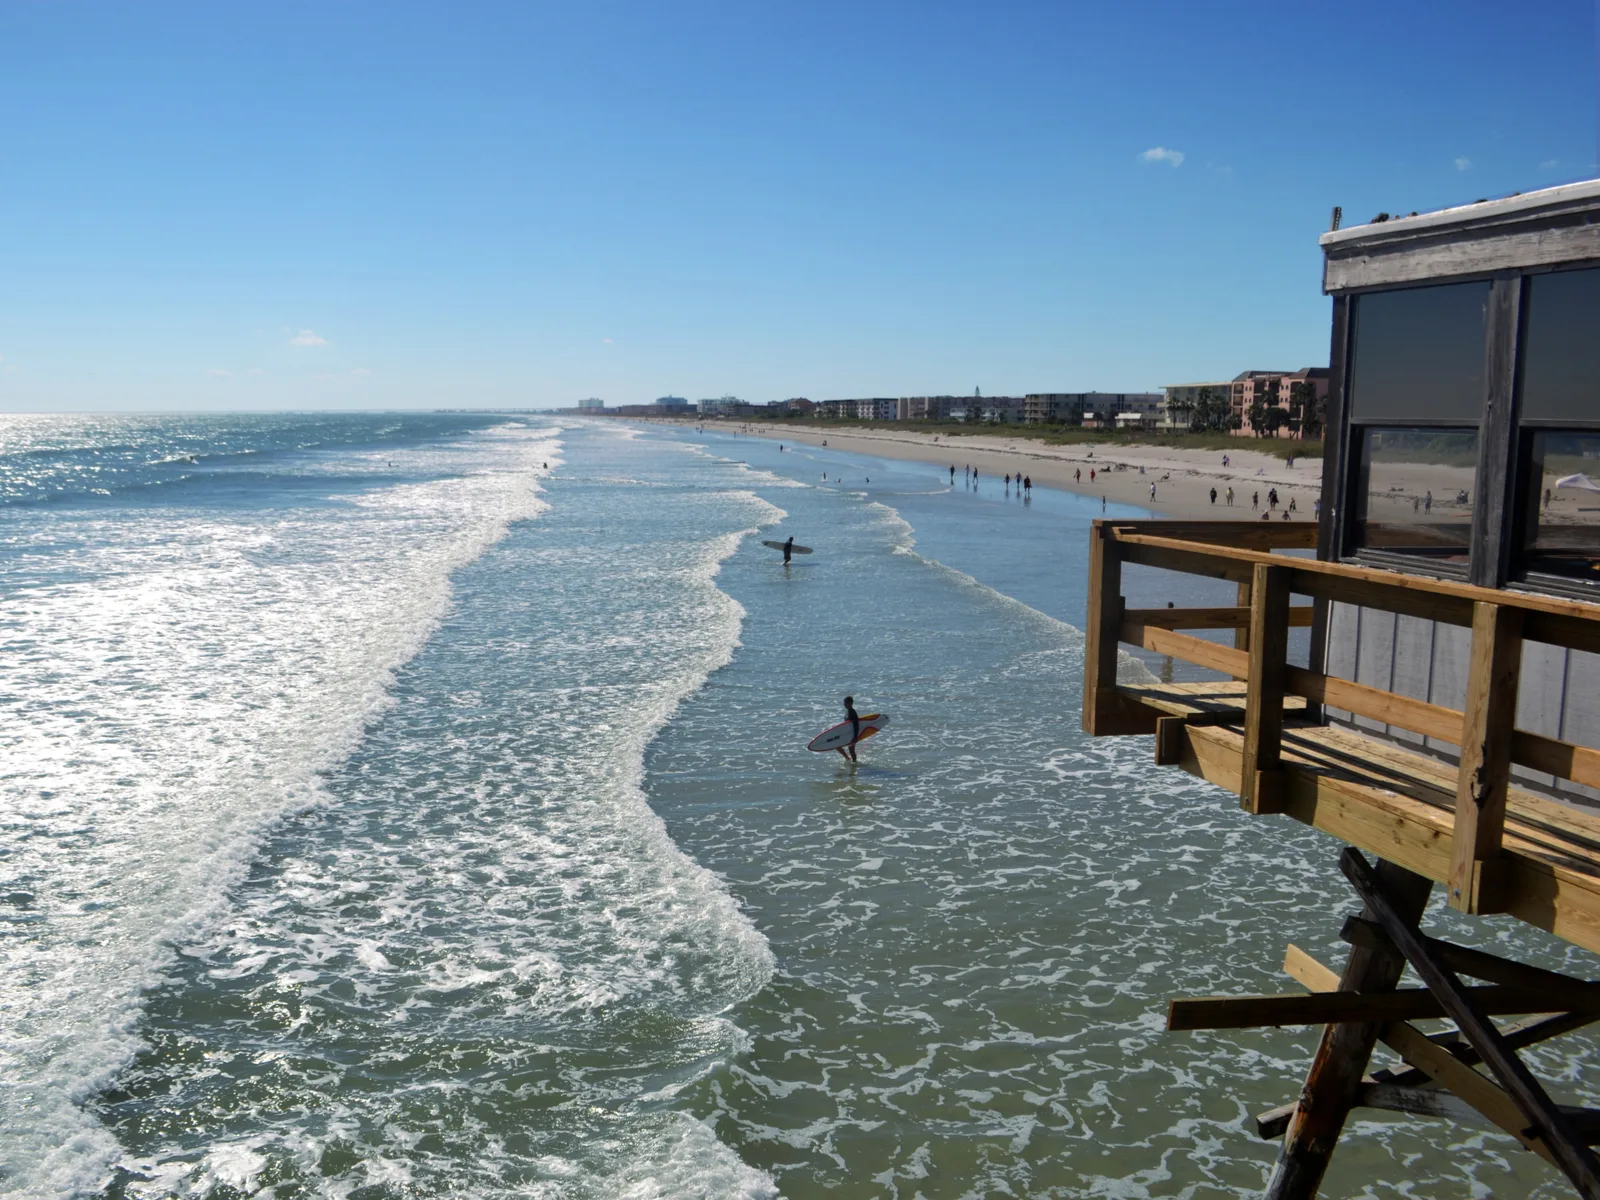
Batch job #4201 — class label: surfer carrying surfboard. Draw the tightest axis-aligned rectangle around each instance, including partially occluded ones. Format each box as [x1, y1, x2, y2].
[839, 696, 861, 761]
[783, 536, 794, 564]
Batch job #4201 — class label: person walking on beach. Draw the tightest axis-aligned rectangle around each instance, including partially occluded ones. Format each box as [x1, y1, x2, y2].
[1226, 486, 1234, 506]
[1425, 491, 1433, 514]
[1252, 490, 1259, 510]
[950, 466, 955, 483]
[1149, 482, 1156, 501]
[839, 696, 862, 762]
[1024, 475, 1031, 495]
[1209, 487, 1217, 506]
[1089, 469, 1096, 482]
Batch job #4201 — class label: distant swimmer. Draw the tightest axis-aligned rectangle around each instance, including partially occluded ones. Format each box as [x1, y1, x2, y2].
[840, 695, 861, 762]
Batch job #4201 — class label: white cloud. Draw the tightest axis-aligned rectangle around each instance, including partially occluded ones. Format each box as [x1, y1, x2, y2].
[351, 367, 372, 376]
[207, 368, 232, 377]
[1455, 156, 1472, 171]
[289, 329, 328, 347]
[247, 367, 265, 375]
[1139, 146, 1184, 168]
[1540, 158, 1561, 170]
[603, 337, 614, 345]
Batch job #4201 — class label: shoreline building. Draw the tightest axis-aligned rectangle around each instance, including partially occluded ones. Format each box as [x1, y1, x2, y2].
[1023, 392, 1163, 427]
[654, 396, 693, 413]
[576, 398, 605, 411]
[1079, 178, 1600, 1194]
[1229, 368, 1331, 438]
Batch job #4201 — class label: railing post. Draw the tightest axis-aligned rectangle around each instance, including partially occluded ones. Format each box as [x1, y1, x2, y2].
[1234, 578, 1253, 653]
[1449, 601, 1523, 914]
[1083, 521, 1124, 735]
[1242, 563, 1291, 815]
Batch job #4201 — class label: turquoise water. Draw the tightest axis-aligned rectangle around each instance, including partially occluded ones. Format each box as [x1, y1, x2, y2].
[3, 414, 1596, 1198]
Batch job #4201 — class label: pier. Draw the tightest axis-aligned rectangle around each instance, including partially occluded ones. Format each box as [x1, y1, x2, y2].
[1082, 518, 1600, 1192]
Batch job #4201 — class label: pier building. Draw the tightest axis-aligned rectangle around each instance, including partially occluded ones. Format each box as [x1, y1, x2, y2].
[1082, 179, 1600, 1196]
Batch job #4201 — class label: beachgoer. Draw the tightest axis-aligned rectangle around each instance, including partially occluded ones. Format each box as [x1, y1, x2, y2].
[1226, 486, 1234, 506]
[1252, 491, 1259, 509]
[1222, 454, 1229, 468]
[1314, 498, 1321, 518]
[950, 466, 955, 483]
[1425, 491, 1432, 514]
[783, 536, 794, 564]
[1024, 476, 1031, 494]
[1209, 487, 1217, 505]
[1546, 487, 1553, 508]
[1090, 469, 1096, 482]
[1075, 468, 1081, 483]
[839, 695, 862, 762]
[1101, 495, 1106, 511]
[1149, 482, 1156, 501]
[1289, 497, 1296, 512]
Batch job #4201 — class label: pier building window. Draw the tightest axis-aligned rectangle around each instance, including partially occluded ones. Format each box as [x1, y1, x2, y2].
[1352, 427, 1479, 562]
[1520, 266, 1600, 424]
[1349, 281, 1489, 422]
[1518, 430, 1600, 584]
[1512, 268, 1600, 586]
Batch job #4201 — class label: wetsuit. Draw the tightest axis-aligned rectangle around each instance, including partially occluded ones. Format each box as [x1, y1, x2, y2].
[783, 536, 793, 564]
[842, 701, 861, 761]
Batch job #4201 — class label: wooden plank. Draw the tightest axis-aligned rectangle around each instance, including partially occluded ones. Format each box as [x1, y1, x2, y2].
[1512, 729, 1600, 793]
[1121, 605, 1314, 631]
[1323, 218, 1600, 292]
[1283, 944, 1341, 992]
[1235, 579, 1253, 653]
[1450, 602, 1524, 914]
[1120, 622, 1250, 679]
[1284, 666, 1463, 743]
[1168, 984, 1600, 1031]
[1266, 859, 1433, 1200]
[1243, 564, 1292, 814]
[1526, 612, 1600, 659]
[1109, 526, 1600, 632]
[1341, 916, 1597, 992]
[1106, 519, 1318, 550]
[1341, 847, 1600, 1195]
[1116, 537, 1255, 584]
[1154, 716, 1187, 766]
[1380, 1020, 1557, 1164]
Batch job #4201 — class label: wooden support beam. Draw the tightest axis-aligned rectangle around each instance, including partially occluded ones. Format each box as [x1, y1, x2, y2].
[1450, 602, 1525, 914]
[1120, 605, 1314, 631]
[1381, 1018, 1558, 1164]
[1341, 848, 1600, 1196]
[1243, 564, 1292, 815]
[1265, 859, 1432, 1200]
[1083, 522, 1153, 735]
[1341, 916, 1596, 992]
[1167, 983, 1600, 1031]
[1234, 579, 1253, 652]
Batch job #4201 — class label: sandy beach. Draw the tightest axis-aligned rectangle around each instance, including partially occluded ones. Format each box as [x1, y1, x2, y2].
[634, 418, 1325, 522]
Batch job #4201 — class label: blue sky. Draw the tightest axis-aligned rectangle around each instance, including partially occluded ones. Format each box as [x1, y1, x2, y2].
[1, 1, 1592, 412]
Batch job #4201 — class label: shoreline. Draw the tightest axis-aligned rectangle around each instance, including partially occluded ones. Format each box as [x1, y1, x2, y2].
[628, 418, 1323, 522]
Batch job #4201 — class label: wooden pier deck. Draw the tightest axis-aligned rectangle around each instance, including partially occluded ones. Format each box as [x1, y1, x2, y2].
[1082, 520, 1600, 1196]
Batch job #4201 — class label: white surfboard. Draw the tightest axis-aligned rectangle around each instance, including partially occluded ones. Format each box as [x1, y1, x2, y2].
[807, 713, 889, 752]
[762, 539, 813, 554]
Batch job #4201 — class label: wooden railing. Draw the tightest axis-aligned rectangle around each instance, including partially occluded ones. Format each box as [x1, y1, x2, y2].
[1082, 519, 1600, 916]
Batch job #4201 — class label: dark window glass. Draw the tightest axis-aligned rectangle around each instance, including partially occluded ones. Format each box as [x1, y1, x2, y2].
[1352, 426, 1478, 560]
[1349, 282, 1488, 422]
[1519, 429, 1600, 584]
[1521, 268, 1600, 423]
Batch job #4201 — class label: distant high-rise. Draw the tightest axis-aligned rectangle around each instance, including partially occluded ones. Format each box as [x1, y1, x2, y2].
[576, 398, 605, 410]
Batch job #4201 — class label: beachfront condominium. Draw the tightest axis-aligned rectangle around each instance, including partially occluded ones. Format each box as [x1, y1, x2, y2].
[1023, 392, 1163, 426]
[576, 398, 605, 410]
[1228, 368, 1330, 438]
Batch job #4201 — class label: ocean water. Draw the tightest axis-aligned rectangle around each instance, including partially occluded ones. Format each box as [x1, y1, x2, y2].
[3, 414, 1597, 1199]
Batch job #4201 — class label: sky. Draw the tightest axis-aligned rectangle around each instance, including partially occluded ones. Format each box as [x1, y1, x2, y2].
[0, 1, 1593, 412]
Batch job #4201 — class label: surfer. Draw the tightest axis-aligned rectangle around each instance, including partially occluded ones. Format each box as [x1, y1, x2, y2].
[783, 536, 794, 564]
[839, 696, 861, 762]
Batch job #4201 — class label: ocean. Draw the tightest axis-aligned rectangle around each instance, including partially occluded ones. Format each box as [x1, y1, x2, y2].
[2, 413, 1596, 1198]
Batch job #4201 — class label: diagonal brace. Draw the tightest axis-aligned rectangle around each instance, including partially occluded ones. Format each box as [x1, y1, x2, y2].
[1341, 847, 1600, 1197]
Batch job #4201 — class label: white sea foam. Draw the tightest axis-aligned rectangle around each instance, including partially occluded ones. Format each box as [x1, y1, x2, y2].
[0, 425, 561, 1196]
